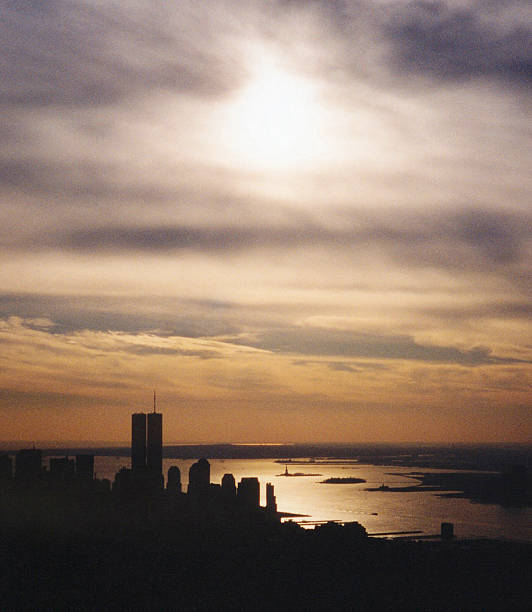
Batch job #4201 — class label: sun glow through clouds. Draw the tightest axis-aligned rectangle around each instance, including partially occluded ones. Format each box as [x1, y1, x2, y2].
[221, 51, 328, 171]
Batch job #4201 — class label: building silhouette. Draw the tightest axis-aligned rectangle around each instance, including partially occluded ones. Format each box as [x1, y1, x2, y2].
[188, 458, 210, 496]
[131, 413, 147, 473]
[167, 465, 181, 494]
[237, 477, 260, 508]
[76, 454, 94, 480]
[50, 456, 75, 484]
[221, 473, 236, 500]
[147, 411, 162, 475]
[266, 482, 277, 512]
[130, 393, 163, 489]
[15, 448, 42, 484]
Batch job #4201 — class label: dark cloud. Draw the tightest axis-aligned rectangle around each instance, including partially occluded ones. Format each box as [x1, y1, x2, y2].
[276, 0, 531, 89]
[0, 159, 276, 245]
[1, 1, 246, 109]
[0, 158, 213, 210]
[292, 359, 390, 372]
[0, 387, 126, 411]
[384, 1, 531, 86]
[1, 294, 529, 367]
[123, 345, 222, 360]
[60, 225, 298, 253]
[421, 300, 532, 322]
[233, 327, 529, 366]
[478, 367, 531, 393]
[17, 207, 527, 277]
[453, 209, 521, 264]
[326, 362, 357, 372]
[292, 359, 360, 372]
[0, 293, 239, 337]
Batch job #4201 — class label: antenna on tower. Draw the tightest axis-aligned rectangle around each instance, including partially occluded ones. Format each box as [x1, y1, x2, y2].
[153, 389, 156, 413]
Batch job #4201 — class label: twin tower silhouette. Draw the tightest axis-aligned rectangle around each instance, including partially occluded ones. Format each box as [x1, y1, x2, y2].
[128, 401, 277, 513]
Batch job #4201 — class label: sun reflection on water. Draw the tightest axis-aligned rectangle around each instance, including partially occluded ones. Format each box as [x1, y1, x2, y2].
[93, 456, 531, 541]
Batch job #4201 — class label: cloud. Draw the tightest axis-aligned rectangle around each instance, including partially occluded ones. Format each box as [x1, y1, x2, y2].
[230, 326, 529, 366]
[0, 316, 268, 408]
[324, 361, 357, 372]
[292, 359, 359, 372]
[420, 300, 532, 322]
[1, 204, 529, 303]
[0, 388, 125, 411]
[15, 206, 526, 277]
[2, 310, 525, 371]
[1, 1, 247, 109]
[292, 359, 391, 373]
[122, 344, 222, 360]
[384, 1, 532, 86]
[4, 0, 529, 118]
[279, 0, 532, 90]
[0, 293, 241, 336]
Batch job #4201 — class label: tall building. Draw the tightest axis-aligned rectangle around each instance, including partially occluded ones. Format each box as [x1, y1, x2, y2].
[167, 466, 181, 494]
[131, 413, 147, 472]
[15, 448, 42, 484]
[266, 482, 277, 512]
[130, 394, 163, 489]
[221, 473, 236, 499]
[76, 454, 94, 480]
[188, 458, 210, 495]
[147, 411, 162, 475]
[237, 477, 260, 508]
[50, 456, 75, 482]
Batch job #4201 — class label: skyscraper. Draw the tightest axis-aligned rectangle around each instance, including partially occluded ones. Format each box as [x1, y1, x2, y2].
[147, 411, 162, 475]
[130, 393, 163, 489]
[167, 465, 181, 494]
[188, 458, 210, 496]
[221, 473, 236, 499]
[237, 477, 260, 507]
[76, 454, 94, 480]
[131, 413, 147, 472]
[15, 448, 42, 484]
[266, 482, 277, 512]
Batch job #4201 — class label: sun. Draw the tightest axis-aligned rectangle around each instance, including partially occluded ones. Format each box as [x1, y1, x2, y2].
[220, 51, 328, 171]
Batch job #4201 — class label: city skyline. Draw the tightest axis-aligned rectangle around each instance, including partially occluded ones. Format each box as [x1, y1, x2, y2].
[0, 1, 531, 444]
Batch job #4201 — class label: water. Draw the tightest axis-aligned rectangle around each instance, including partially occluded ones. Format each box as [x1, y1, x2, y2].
[95, 456, 532, 542]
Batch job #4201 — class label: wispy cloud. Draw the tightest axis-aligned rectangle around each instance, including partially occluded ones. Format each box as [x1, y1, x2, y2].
[4, 207, 530, 276]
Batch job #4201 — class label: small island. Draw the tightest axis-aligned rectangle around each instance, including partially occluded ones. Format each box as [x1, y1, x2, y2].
[320, 477, 366, 484]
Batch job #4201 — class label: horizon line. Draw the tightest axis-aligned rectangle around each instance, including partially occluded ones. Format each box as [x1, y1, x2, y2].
[0, 440, 530, 449]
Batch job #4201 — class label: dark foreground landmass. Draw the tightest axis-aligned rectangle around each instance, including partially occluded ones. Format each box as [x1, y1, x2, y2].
[1, 443, 530, 610]
[2, 522, 530, 612]
[1, 489, 530, 612]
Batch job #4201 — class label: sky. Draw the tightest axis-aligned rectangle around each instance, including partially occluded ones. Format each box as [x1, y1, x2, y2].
[0, 0, 531, 444]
